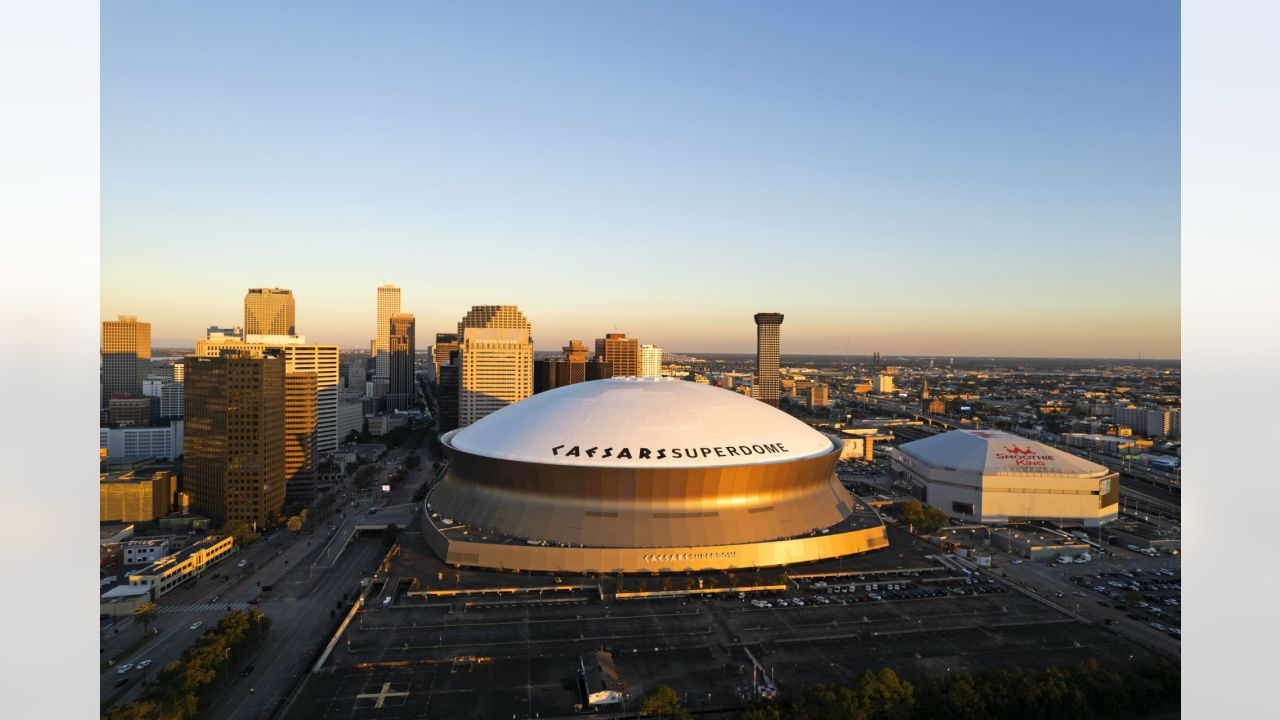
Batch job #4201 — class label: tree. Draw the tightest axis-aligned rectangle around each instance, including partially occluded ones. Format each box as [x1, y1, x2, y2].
[894, 500, 947, 535]
[382, 523, 402, 548]
[286, 516, 303, 533]
[639, 685, 691, 720]
[134, 601, 158, 636]
[219, 520, 259, 547]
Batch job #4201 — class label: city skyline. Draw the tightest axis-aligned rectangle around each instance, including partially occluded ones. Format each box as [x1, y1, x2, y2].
[102, 1, 1180, 359]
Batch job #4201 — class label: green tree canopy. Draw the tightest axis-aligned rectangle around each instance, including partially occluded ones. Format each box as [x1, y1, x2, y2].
[639, 685, 691, 720]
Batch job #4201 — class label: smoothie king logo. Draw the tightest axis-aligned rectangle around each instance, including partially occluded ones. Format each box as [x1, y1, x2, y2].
[995, 443, 1055, 467]
[550, 442, 790, 461]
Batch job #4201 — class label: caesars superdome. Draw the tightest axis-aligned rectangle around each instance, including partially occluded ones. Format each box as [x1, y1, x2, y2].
[424, 377, 888, 573]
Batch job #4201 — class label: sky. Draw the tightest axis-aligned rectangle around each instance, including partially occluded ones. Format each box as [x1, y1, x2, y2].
[102, 1, 1180, 358]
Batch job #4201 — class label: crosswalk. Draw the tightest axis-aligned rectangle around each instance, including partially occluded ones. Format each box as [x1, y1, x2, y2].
[156, 602, 251, 615]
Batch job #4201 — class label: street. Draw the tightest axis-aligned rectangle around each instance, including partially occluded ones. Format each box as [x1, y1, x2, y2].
[101, 439, 436, 716]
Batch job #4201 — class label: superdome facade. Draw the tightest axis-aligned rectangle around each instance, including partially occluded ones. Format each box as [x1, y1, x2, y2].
[890, 430, 1120, 528]
[424, 377, 887, 573]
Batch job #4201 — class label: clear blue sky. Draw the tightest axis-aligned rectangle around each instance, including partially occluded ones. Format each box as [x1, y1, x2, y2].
[102, 1, 1179, 357]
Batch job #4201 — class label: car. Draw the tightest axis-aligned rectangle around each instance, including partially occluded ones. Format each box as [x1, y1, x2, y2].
[211, 595, 220, 603]
[113, 677, 130, 688]
[248, 598, 259, 604]
[136, 660, 152, 670]
[189, 622, 204, 631]
[240, 664, 254, 677]
[116, 663, 134, 674]
[1011, 559, 1023, 564]
[1054, 592, 1065, 598]
[237, 559, 248, 568]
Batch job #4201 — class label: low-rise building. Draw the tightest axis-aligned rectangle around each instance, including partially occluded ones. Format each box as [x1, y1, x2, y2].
[127, 535, 235, 599]
[100, 468, 177, 523]
[121, 538, 171, 566]
[100, 420, 184, 461]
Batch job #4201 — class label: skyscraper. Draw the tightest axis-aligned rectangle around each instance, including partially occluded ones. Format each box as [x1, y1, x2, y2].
[195, 332, 341, 454]
[458, 325, 533, 427]
[753, 313, 784, 407]
[387, 313, 416, 411]
[431, 333, 459, 385]
[639, 344, 664, 378]
[374, 284, 401, 383]
[456, 305, 531, 336]
[184, 351, 286, 527]
[243, 289, 296, 336]
[283, 371, 318, 504]
[102, 315, 151, 405]
[595, 333, 639, 377]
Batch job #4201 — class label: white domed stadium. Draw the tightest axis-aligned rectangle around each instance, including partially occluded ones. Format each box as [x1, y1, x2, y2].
[425, 377, 888, 573]
[890, 430, 1119, 527]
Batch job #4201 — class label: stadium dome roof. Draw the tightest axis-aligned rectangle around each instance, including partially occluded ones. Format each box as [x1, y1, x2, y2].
[446, 377, 836, 468]
[895, 429, 1110, 477]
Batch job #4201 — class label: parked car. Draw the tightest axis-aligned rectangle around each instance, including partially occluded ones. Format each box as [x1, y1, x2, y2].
[136, 660, 152, 670]
[116, 663, 134, 674]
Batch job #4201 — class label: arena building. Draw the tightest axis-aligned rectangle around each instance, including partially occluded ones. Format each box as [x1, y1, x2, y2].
[890, 430, 1119, 528]
[425, 377, 887, 573]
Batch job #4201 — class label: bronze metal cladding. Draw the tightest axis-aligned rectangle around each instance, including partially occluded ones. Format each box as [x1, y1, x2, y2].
[422, 516, 889, 574]
[430, 438, 856, 548]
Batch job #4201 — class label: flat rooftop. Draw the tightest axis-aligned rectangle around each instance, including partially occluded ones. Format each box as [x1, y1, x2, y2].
[993, 524, 1091, 549]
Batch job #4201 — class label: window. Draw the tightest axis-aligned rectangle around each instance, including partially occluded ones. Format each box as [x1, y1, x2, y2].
[952, 501, 975, 515]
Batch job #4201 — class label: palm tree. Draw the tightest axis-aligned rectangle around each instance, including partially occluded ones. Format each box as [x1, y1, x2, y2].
[134, 601, 158, 636]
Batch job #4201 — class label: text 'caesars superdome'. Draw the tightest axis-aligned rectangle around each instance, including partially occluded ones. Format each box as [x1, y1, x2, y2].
[424, 377, 888, 573]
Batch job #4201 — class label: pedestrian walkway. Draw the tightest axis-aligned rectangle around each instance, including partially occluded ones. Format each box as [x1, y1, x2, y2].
[156, 602, 251, 614]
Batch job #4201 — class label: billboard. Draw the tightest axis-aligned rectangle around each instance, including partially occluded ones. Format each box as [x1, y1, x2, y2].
[381, 484, 391, 493]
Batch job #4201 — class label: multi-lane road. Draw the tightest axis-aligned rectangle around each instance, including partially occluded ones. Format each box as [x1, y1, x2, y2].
[100, 443, 435, 716]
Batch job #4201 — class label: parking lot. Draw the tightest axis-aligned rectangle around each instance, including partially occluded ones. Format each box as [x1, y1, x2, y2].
[284, 525, 1159, 720]
[985, 541, 1181, 657]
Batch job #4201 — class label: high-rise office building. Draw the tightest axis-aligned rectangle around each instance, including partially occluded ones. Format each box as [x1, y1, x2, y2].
[243, 289, 296, 336]
[563, 339, 590, 364]
[344, 361, 367, 393]
[535, 340, 593, 394]
[533, 359, 560, 395]
[595, 333, 639, 377]
[102, 315, 151, 405]
[456, 305, 530, 336]
[195, 332, 340, 454]
[387, 313, 416, 411]
[458, 327, 534, 427]
[143, 376, 184, 419]
[639, 344, 664, 378]
[753, 313, 784, 407]
[431, 333, 459, 385]
[437, 363, 460, 432]
[184, 351, 286, 527]
[283, 371, 318, 504]
[586, 359, 613, 381]
[374, 285, 401, 382]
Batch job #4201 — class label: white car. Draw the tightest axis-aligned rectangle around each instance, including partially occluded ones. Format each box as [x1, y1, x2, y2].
[136, 660, 152, 670]
[189, 621, 203, 631]
[237, 559, 248, 568]
[116, 663, 133, 674]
